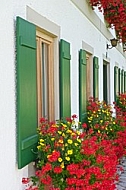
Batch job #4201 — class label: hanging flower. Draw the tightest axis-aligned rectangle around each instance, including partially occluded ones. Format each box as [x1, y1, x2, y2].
[88, 0, 126, 49]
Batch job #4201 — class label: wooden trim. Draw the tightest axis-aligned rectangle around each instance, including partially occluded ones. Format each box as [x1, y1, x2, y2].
[36, 30, 54, 42]
[48, 43, 54, 121]
[36, 37, 42, 123]
[36, 31, 55, 122]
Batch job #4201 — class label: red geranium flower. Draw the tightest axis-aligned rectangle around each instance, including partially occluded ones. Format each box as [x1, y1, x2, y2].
[54, 166, 62, 174]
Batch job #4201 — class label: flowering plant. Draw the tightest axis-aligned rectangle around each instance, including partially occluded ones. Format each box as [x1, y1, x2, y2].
[33, 115, 86, 190]
[88, 0, 126, 49]
[22, 112, 126, 190]
[23, 115, 89, 189]
[22, 95, 126, 190]
[114, 93, 126, 126]
[87, 97, 124, 139]
[115, 93, 126, 112]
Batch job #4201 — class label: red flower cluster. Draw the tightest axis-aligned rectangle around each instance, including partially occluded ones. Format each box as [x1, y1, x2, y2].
[114, 93, 126, 126]
[47, 151, 60, 162]
[89, 0, 126, 48]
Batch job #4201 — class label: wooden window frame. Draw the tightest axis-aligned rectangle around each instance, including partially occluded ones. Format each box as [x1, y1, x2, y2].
[103, 61, 110, 104]
[36, 30, 55, 122]
[86, 53, 92, 99]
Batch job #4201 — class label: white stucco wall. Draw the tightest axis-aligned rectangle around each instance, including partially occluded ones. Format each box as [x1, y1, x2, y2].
[0, 0, 125, 189]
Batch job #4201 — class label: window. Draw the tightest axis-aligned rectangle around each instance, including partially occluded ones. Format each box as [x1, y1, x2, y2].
[93, 56, 99, 99]
[114, 66, 119, 101]
[103, 61, 110, 103]
[121, 69, 124, 93]
[36, 31, 55, 122]
[82, 41, 94, 100]
[16, 14, 60, 168]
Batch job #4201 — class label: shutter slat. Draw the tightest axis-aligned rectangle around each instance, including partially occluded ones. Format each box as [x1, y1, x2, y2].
[20, 36, 36, 49]
[16, 17, 37, 169]
[21, 134, 38, 150]
[59, 39, 71, 118]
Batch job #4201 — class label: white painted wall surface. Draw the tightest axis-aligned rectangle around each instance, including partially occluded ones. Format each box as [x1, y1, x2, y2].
[0, 0, 125, 189]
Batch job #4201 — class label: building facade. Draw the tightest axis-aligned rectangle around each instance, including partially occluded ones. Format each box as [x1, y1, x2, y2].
[0, 0, 126, 189]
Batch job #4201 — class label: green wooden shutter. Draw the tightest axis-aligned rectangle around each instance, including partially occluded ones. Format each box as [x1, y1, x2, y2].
[16, 17, 38, 169]
[124, 71, 126, 93]
[114, 66, 118, 101]
[118, 68, 121, 94]
[93, 56, 99, 99]
[79, 49, 87, 124]
[59, 39, 71, 118]
[121, 69, 124, 93]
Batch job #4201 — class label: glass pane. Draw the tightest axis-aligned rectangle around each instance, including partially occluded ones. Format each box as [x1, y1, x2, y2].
[41, 42, 48, 118]
[103, 64, 107, 103]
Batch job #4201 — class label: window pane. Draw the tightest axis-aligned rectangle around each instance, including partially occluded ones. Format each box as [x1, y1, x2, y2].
[103, 64, 107, 103]
[41, 42, 48, 118]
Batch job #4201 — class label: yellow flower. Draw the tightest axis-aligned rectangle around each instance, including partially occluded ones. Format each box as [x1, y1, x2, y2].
[51, 124, 57, 127]
[65, 156, 70, 161]
[62, 133, 65, 137]
[37, 145, 41, 150]
[71, 132, 75, 136]
[58, 157, 63, 162]
[67, 150, 73, 155]
[40, 139, 44, 142]
[74, 143, 78, 146]
[59, 139, 63, 143]
[98, 130, 100, 133]
[51, 138, 55, 141]
[77, 139, 81, 143]
[47, 154, 51, 158]
[65, 143, 68, 147]
[60, 162, 64, 168]
[61, 123, 67, 128]
[113, 122, 115, 124]
[76, 131, 80, 135]
[67, 139, 73, 144]
[63, 124, 67, 127]
[105, 127, 108, 130]
[40, 142, 45, 146]
[66, 130, 72, 134]
[58, 131, 62, 134]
